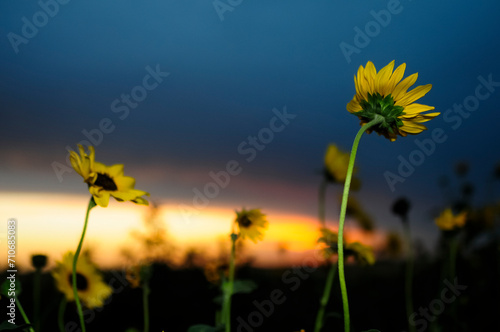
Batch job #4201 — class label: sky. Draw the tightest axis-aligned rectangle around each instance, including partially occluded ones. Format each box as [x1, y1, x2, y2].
[1, 0, 500, 268]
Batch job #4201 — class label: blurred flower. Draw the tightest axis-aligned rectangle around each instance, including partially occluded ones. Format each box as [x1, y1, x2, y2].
[70, 144, 149, 207]
[125, 265, 142, 288]
[494, 162, 500, 179]
[391, 197, 411, 220]
[318, 227, 339, 258]
[51, 252, 112, 308]
[384, 231, 404, 258]
[345, 242, 376, 265]
[345, 196, 374, 231]
[323, 144, 361, 189]
[455, 161, 469, 177]
[31, 254, 48, 270]
[204, 259, 229, 285]
[324, 144, 350, 183]
[435, 208, 467, 231]
[318, 228, 374, 264]
[347, 60, 439, 141]
[235, 208, 268, 243]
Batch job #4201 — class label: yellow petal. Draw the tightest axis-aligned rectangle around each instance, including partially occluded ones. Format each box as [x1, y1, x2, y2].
[396, 84, 432, 107]
[347, 99, 362, 113]
[400, 121, 427, 134]
[392, 73, 418, 102]
[375, 60, 394, 96]
[386, 62, 406, 95]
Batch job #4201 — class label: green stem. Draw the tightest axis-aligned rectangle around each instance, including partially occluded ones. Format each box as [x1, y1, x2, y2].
[34, 268, 41, 332]
[318, 179, 328, 228]
[143, 282, 150, 332]
[403, 219, 415, 332]
[15, 296, 35, 332]
[58, 297, 67, 332]
[72, 197, 96, 332]
[337, 115, 384, 332]
[223, 233, 237, 332]
[314, 261, 338, 332]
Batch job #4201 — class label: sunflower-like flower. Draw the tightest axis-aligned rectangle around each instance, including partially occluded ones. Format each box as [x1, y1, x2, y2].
[235, 208, 268, 243]
[51, 252, 112, 308]
[347, 60, 439, 141]
[323, 144, 361, 190]
[318, 227, 339, 258]
[324, 144, 350, 183]
[70, 145, 149, 207]
[435, 208, 467, 231]
[345, 242, 375, 265]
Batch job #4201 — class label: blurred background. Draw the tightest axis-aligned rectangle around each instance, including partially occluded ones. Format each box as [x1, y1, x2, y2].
[2, 0, 500, 269]
[1, 0, 499, 297]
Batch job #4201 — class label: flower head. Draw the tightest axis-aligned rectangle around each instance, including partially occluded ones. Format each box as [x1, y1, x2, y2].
[70, 145, 149, 207]
[51, 252, 112, 308]
[324, 144, 350, 183]
[318, 227, 339, 258]
[323, 144, 361, 190]
[235, 208, 268, 243]
[347, 60, 439, 141]
[345, 242, 376, 265]
[435, 208, 467, 231]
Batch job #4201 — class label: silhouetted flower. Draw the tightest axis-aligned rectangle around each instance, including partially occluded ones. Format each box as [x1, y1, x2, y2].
[345, 241, 376, 265]
[391, 197, 411, 220]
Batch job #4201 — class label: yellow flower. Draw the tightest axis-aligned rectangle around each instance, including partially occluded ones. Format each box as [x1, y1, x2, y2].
[318, 227, 339, 258]
[235, 208, 268, 243]
[435, 208, 467, 231]
[70, 144, 149, 207]
[345, 242, 375, 265]
[204, 259, 229, 284]
[324, 144, 350, 183]
[51, 252, 112, 308]
[347, 60, 439, 141]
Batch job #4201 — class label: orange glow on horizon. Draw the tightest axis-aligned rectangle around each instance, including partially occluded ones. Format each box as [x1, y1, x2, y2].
[0, 192, 386, 272]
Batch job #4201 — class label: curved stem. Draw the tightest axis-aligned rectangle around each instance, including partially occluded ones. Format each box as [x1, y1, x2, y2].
[72, 197, 96, 332]
[403, 219, 415, 332]
[318, 179, 328, 228]
[223, 233, 237, 332]
[337, 115, 384, 332]
[314, 261, 338, 332]
[58, 297, 67, 332]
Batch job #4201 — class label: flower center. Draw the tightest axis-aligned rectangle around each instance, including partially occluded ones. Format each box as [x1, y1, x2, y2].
[356, 93, 405, 134]
[94, 173, 118, 191]
[68, 272, 89, 291]
[238, 216, 253, 228]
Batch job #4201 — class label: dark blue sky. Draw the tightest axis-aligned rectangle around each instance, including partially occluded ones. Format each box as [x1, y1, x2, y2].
[2, 0, 500, 247]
